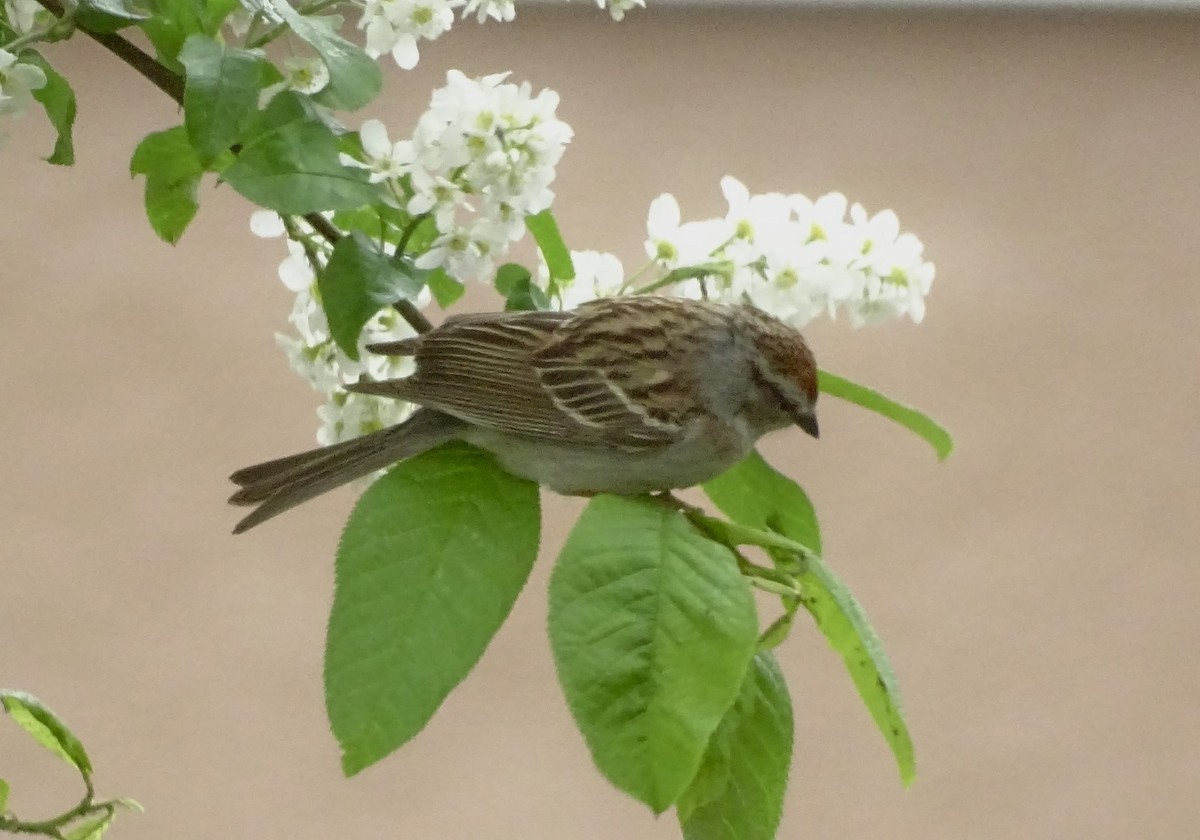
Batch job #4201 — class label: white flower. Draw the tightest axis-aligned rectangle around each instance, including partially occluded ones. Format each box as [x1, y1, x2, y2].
[340, 119, 413, 184]
[595, 0, 644, 21]
[459, 0, 515, 22]
[250, 210, 320, 291]
[644, 193, 730, 270]
[398, 70, 571, 283]
[358, 0, 455, 70]
[0, 48, 47, 118]
[642, 177, 935, 328]
[539, 250, 625, 310]
[4, 0, 45, 33]
[259, 55, 330, 105]
[414, 216, 510, 282]
[250, 209, 287, 238]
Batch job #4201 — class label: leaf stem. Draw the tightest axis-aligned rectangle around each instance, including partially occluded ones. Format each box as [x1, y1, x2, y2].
[0, 792, 120, 838]
[5, 25, 53, 52]
[395, 212, 430, 257]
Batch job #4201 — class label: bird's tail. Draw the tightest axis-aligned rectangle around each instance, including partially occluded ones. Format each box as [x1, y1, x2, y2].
[228, 408, 459, 534]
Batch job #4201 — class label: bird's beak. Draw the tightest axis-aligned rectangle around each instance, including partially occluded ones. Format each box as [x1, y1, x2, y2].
[792, 409, 819, 439]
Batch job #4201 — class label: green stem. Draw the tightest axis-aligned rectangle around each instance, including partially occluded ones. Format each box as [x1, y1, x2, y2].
[4, 25, 53, 52]
[631, 261, 732, 296]
[0, 793, 119, 838]
[685, 510, 817, 564]
[395, 212, 430, 257]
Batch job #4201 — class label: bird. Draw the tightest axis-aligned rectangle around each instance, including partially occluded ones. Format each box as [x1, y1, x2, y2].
[229, 295, 819, 533]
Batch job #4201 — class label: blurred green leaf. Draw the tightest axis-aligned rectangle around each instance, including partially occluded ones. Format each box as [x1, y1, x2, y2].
[493, 262, 531, 296]
[494, 263, 547, 311]
[22, 51, 76, 166]
[206, 0, 241, 27]
[319, 232, 424, 359]
[526, 209, 574, 281]
[0, 777, 9, 813]
[798, 554, 916, 785]
[64, 810, 114, 840]
[0, 690, 93, 779]
[818, 369, 953, 460]
[130, 126, 203, 244]
[326, 443, 540, 776]
[330, 205, 408, 244]
[425, 268, 463, 307]
[703, 450, 821, 555]
[75, 0, 148, 31]
[223, 92, 377, 214]
[548, 496, 758, 814]
[270, 0, 380, 110]
[140, 0, 225, 69]
[179, 35, 265, 166]
[678, 651, 793, 840]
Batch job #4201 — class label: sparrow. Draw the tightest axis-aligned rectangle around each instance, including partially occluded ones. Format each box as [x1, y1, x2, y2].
[229, 295, 819, 533]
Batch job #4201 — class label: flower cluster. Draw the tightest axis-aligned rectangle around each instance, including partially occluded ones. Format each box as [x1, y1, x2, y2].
[355, 0, 642, 70]
[645, 177, 935, 328]
[343, 70, 573, 284]
[251, 211, 427, 446]
[357, 0, 455, 70]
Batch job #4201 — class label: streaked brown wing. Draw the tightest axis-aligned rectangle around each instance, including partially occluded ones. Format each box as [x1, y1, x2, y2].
[349, 309, 587, 442]
[531, 297, 725, 448]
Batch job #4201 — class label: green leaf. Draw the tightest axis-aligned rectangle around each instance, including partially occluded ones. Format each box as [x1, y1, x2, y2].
[129, 126, 203, 244]
[493, 263, 547, 311]
[178, 35, 265, 166]
[206, 0, 241, 27]
[325, 443, 540, 775]
[797, 554, 915, 785]
[818, 369, 953, 460]
[75, 0, 148, 31]
[319, 232, 424, 359]
[703, 450, 821, 555]
[223, 92, 378, 214]
[330, 205, 407, 244]
[548, 495, 759, 814]
[138, 0, 234, 69]
[425, 268, 463, 308]
[22, 52, 76, 166]
[678, 652, 794, 840]
[0, 690, 93, 778]
[493, 262, 531, 296]
[269, 0, 380, 111]
[64, 810, 115, 840]
[0, 777, 9, 813]
[139, 0, 210, 68]
[525, 209, 574, 281]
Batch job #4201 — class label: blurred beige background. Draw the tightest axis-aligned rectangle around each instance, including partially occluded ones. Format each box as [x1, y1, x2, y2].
[4, 6, 1200, 840]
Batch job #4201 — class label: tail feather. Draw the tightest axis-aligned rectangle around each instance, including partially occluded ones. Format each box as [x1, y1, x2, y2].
[365, 337, 420, 355]
[229, 408, 461, 534]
